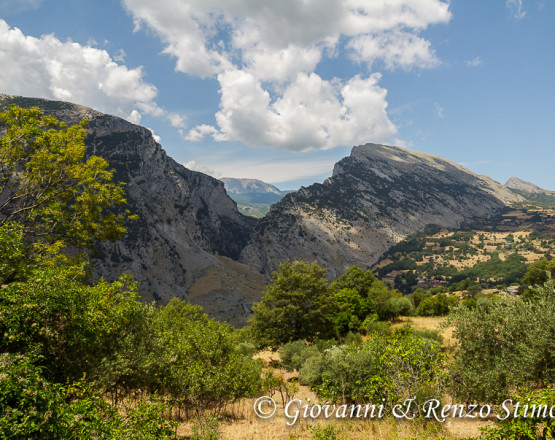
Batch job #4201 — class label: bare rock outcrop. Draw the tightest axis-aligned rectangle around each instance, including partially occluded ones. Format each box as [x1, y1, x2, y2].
[241, 143, 523, 279]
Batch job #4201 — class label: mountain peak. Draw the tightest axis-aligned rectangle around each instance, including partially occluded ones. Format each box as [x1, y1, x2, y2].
[505, 176, 552, 194]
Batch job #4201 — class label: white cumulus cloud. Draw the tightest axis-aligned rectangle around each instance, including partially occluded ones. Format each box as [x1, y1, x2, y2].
[0, 19, 186, 127]
[122, 0, 451, 151]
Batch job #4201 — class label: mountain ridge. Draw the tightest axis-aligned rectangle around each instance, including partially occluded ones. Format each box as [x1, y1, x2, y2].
[240, 143, 523, 279]
[0, 94, 264, 326]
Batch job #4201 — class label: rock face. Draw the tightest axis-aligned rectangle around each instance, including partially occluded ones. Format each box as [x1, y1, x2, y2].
[0, 95, 260, 325]
[505, 176, 553, 194]
[240, 143, 523, 279]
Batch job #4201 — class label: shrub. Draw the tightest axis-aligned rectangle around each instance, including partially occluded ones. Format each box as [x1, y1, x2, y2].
[476, 388, 555, 440]
[0, 354, 178, 439]
[298, 333, 448, 406]
[280, 341, 320, 372]
[309, 423, 342, 440]
[447, 281, 555, 403]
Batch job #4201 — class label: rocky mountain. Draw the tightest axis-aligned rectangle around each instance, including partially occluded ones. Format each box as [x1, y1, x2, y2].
[221, 178, 285, 197]
[221, 177, 291, 218]
[505, 176, 553, 195]
[0, 94, 265, 326]
[240, 143, 523, 279]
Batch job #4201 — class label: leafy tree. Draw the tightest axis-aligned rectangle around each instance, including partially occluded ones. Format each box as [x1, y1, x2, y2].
[447, 280, 555, 403]
[520, 258, 555, 299]
[154, 299, 262, 410]
[0, 105, 134, 281]
[330, 266, 401, 323]
[416, 293, 458, 316]
[249, 260, 338, 349]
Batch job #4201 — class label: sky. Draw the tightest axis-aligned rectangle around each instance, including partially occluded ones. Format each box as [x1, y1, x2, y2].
[0, 0, 553, 191]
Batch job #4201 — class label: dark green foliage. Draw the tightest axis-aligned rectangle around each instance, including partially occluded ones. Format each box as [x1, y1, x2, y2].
[379, 296, 413, 320]
[453, 253, 528, 285]
[331, 266, 404, 324]
[447, 281, 555, 403]
[0, 354, 178, 439]
[520, 258, 555, 299]
[249, 261, 338, 349]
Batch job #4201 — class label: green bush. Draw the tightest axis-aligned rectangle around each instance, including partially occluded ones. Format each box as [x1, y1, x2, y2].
[0, 354, 178, 439]
[363, 316, 391, 336]
[476, 388, 555, 440]
[447, 281, 555, 403]
[309, 423, 342, 440]
[280, 341, 320, 372]
[154, 299, 263, 410]
[298, 333, 448, 406]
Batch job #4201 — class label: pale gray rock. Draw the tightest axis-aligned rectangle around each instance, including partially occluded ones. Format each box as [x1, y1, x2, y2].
[241, 143, 524, 279]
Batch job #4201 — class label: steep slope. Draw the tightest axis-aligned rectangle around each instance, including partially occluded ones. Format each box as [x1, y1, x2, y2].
[241, 143, 523, 279]
[0, 95, 258, 322]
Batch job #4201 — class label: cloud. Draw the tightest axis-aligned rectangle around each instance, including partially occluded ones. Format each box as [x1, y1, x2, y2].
[183, 160, 220, 177]
[347, 30, 440, 70]
[0, 19, 186, 127]
[465, 56, 483, 67]
[434, 102, 445, 118]
[506, 0, 526, 20]
[122, 0, 451, 151]
[184, 157, 337, 185]
[189, 70, 398, 151]
[0, 0, 43, 15]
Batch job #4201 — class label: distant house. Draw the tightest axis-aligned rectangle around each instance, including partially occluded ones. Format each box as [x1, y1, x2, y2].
[506, 285, 519, 294]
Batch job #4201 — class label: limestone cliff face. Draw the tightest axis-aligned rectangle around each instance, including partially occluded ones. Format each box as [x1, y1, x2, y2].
[240, 143, 523, 279]
[0, 95, 258, 316]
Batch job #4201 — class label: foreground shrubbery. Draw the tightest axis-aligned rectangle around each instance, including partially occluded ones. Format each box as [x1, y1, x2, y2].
[447, 280, 555, 404]
[281, 329, 449, 408]
[0, 262, 262, 410]
[0, 354, 177, 439]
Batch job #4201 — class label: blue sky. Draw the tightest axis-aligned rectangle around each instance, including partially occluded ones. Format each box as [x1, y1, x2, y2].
[0, 0, 553, 190]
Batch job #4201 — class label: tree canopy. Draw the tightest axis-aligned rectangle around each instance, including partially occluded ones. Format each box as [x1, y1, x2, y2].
[249, 260, 338, 349]
[1, 107, 133, 241]
[0, 105, 135, 282]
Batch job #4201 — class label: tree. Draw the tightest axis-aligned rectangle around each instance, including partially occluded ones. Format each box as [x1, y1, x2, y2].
[330, 266, 400, 323]
[520, 258, 555, 299]
[249, 260, 338, 349]
[447, 280, 555, 403]
[0, 105, 134, 280]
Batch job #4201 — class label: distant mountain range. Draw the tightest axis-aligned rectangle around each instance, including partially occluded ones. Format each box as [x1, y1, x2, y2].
[1, 94, 551, 325]
[221, 177, 292, 218]
[504, 177, 555, 209]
